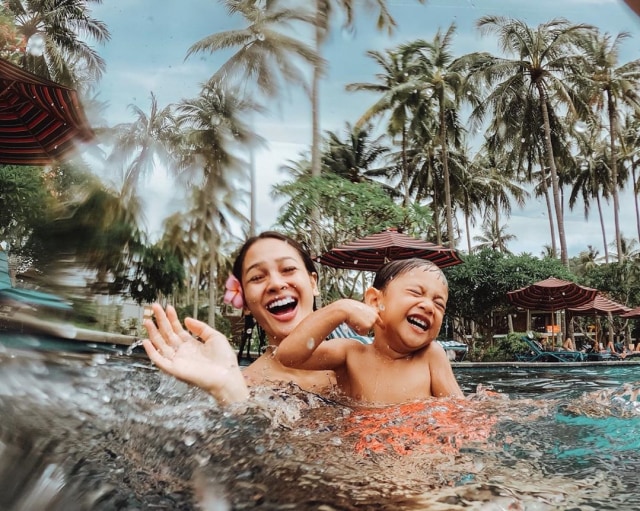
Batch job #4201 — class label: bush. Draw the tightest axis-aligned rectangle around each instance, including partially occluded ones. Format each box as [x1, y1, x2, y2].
[474, 332, 532, 362]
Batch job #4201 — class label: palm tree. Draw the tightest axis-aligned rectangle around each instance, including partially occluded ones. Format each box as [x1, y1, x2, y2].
[309, 0, 407, 178]
[175, 84, 260, 323]
[620, 113, 640, 242]
[577, 30, 640, 260]
[471, 149, 527, 255]
[347, 47, 432, 207]
[6, 0, 109, 87]
[400, 24, 477, 248]
[185, 0, 319, 237]
[108, 93, 179, 212]
[472, 221, 516, 254]
[568, 132, 613, 263]
[466, 16, 595, 266]
[321, 122, 389, 184]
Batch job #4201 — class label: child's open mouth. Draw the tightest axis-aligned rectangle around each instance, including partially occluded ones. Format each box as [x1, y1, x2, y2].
[407, 315, 429, 331]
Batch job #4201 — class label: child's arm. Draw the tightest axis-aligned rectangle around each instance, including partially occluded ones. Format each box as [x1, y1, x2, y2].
[275, 299, 379, 370]
[427, 342, 465, 398]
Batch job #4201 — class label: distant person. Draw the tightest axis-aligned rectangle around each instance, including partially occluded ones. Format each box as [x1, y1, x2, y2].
[562, 337, 575, 351]
[275, 258, 464, 404]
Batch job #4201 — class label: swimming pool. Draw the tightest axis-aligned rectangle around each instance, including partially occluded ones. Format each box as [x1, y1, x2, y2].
[1, 334, 640, 510]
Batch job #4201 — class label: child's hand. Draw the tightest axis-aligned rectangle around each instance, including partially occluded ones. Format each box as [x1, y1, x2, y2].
[343, 299, 380, 335]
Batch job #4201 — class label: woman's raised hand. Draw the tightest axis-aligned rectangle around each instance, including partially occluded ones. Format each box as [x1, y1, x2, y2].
[142, 303, 249, 404]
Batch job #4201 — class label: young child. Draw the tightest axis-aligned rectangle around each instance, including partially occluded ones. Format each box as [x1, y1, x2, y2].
[275, 258, 464, 404]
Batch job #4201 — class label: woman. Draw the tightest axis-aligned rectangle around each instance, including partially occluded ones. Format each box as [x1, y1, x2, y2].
[142, 231, 336, 404]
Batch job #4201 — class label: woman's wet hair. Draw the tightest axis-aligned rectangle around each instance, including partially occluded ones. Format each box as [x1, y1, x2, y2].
[231, 231, 317, 282]
[372, 258, 447, 290]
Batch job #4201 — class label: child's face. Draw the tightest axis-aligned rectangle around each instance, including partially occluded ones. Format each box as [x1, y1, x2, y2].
[369, 265, 448, 354]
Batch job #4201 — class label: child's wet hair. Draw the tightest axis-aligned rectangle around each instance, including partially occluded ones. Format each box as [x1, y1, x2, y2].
[231, 231, 317, 282]
[372, 258, 447, 290]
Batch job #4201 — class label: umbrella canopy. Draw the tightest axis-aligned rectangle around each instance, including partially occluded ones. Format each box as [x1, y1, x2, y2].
[315, 228, 463, 271]
[621, 306, 640, 319]
[0, 58, 93, 165]
[567, 294, 631, 316]
[507, 277, 598, 312]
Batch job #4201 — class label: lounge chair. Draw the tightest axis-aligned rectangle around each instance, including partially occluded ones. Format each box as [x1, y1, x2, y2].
[516, 336, 586, 362]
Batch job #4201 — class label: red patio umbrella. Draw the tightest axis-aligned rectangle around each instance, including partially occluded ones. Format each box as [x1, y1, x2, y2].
[314, 228, 463, 271]
[567, 294, 631, 348]
[507, 277, 598, 311]
[621, 306, 640, 319]
[0, 58, 94, 165]
[507, 277, 599, 343]
[567, 294, 631, 316]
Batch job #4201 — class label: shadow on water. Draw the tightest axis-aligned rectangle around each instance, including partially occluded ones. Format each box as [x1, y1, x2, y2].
[3, 333, 640, 510]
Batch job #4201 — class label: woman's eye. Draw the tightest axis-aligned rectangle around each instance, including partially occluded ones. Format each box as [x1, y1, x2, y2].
[282, 266, 297, 274]
[248, 274, 264, 282]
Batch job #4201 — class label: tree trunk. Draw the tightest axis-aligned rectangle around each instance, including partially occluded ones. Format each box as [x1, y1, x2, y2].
[596, 193, 609, 264]
[543, 175, 557, 257]
[633, 165, 640, 242]
[401, 125, 409, 207]
[465, 211, 472, 254]
[192, 220, 206, 321]
[607, 90, 623, 260]
[440, 101, 455, 249]
[311, 5, 322, 179]
[208, 236, 218, 327]
[537, 82, 568, 265]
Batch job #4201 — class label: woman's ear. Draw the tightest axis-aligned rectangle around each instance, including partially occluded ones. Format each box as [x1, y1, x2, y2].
[310, 272, 320, 296]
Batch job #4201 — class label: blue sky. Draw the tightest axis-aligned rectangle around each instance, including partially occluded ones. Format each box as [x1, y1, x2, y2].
[88, 0, 640, 257]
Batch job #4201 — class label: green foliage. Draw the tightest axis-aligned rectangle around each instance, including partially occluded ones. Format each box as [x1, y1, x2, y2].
[0, 165, 51, 251]
[129, 244, 186, 304]
[446, 249, 577, 339]
[480, 332, 531, 362]
[274, 173, 432, 251]
[582, 260, 640, 307]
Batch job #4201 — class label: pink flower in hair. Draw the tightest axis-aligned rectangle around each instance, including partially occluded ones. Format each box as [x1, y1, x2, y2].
[223, 274, 244, 309]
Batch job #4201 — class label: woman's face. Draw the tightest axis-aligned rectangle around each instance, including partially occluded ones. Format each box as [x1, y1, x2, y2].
[240, 238, 319, 342]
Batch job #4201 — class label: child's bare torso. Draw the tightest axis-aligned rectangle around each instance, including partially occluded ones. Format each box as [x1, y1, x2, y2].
[335, 342, 433, 404]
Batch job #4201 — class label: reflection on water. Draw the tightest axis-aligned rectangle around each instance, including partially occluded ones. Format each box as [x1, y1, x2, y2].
[2, 336, 640, 510]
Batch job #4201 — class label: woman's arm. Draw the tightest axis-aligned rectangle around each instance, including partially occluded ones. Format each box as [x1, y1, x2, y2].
[276, 299, 379, 370]
[143, 303, 249, 404]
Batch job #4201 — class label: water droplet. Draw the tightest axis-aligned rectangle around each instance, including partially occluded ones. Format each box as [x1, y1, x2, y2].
[379, 304, 385, 311]
[92, 354, 108, 365]
[256, 32, 265, 41]
[27, 33, 45, 56]
[466, 90, 472, 96]
[306, 337, 315, 349]
[341, 26, 355, 41]
[574, 121, 588, 133]
[246, 328, 253, 334]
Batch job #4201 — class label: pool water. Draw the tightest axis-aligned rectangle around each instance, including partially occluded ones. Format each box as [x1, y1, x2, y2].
[2, 334, 640, 510]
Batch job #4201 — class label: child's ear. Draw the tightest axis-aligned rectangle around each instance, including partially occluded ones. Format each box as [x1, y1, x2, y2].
[364, 287, 381, 308]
